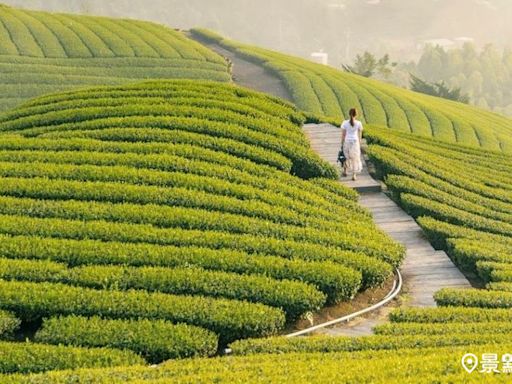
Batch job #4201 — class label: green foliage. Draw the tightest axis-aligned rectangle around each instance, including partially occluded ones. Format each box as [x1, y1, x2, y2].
[475, 261, 512, 283]
[1, 80, 336, 180]
[0, 279, 285, 343]
[366, 126, 512, 290]
[0, 6, 231, 111]
[0, 213, 393, 288]
[229, 332, 512, 355]
[0, 257, 327, 319]
[0, 340, 143, 374]
[408, 42, 512, 116]
[0, 234, 356, 304]
[0, 77, 399, 349]
[35, 316, 218, 363]
[448, 238, 512, 274]
[193, 29, 512, 152]
[389, 306, 512, 323]
[488, 282, 512, 292]
[343, 52, 396, 79]
[5, 345, 512, 383]
[0, 310, 19, 338]
[374, 321, 512, 336]
[409, 74, 469, 103]
[435, 288, 512, 309]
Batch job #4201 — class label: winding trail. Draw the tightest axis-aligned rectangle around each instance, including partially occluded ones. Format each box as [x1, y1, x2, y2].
[304, 123, 471, 335]
[193, 40, 471, 336]
[188, 35, 293, 102]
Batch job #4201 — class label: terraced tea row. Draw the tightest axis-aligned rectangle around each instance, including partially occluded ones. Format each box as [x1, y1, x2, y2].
[192, 29, 512, 153]
[5, 307, 512, 382]
[0, 5, 231, 111]
[0, 80, 402, 373]
[363, 126, 512, 312]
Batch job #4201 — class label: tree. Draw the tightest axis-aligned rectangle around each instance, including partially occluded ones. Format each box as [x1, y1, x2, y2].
[343, 51, 396, 78]
[417, 45, 444, 80]
[410, 74, 470, 104]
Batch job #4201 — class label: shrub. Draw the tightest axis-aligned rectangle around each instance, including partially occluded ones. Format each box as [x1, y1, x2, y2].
[389, 306, 512, 323]
[0, 311, 19, 337]
[0, 257, 328, 318]
[35, 316, 218, 363]
[434, 288, 512, 309]
[476, 261, 512, 283]
[0, 279, 285, 343]
[0, 340, 143, 374]
[229, 332, 512, 355]
[4, 344, 512, 383]
[0, 234, 359, 303]
[0, 214, 393, 288]
[65, 264, 327, 318]
[488, 282, 512, 292]
[373, 321, 512, 336]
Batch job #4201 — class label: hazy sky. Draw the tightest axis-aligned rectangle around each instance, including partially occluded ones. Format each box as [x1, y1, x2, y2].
[2, 0, 512, 63]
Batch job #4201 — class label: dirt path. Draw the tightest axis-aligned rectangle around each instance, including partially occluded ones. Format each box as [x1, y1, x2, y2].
[189, 36, 292, 102]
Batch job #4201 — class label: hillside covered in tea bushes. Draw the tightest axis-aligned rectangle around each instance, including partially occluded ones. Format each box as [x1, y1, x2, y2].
[5, 305, 512, 383]
[0, 4, 230, 111]
[0, 79, 404, 374]
[191, 29, 512, 153]
[365, 125, 512, 309]
[2, 5, 512, 383]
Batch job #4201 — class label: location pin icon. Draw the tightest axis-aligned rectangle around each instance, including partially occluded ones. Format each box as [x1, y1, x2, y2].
[462, 353, 478, 373]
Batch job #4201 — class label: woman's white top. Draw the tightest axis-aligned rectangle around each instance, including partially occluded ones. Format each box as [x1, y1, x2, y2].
[341, 119, 363, 141]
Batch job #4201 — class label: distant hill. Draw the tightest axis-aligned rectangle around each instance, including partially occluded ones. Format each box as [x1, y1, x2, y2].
[193, 29, 512, 153]
[2, 0, 512, 63]
[0, 4, 230, 111]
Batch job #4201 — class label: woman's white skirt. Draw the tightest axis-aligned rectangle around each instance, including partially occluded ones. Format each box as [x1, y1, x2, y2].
[343, 139, 362, 174]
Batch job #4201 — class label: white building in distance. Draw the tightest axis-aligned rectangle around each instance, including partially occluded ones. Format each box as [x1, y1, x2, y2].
[311, 51, 328, 65]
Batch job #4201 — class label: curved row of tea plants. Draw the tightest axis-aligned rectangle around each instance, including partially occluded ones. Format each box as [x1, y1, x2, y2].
[9, 293, 490, 381]
[191, 29, 512, 153]
[0, 257, 327, 319]
[0, 341, 144, 375]
[3, 337, 512, 382]
[363, 125, 512, 318]
[0, 5, 230, 111]
[366, 125, 512, 260]
[0, 80, 402, 374]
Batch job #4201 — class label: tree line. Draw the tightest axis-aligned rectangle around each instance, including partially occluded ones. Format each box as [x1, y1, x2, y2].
[344, 43, 512, 116]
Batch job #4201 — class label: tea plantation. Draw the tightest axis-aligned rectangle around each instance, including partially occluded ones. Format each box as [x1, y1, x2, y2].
[0, 5, 230, 111]
[0, 4, 511, 383]
[366, 125, 512, 310]
[4, 306, 512, 382]
[192, 28, 512, 153]
[0, 79, 405, 374]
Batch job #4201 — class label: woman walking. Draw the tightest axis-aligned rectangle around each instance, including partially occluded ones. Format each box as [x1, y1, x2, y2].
[341, 108, 363, 180]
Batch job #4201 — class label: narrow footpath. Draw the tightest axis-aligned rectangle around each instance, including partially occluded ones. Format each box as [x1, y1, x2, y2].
[193, 39, 471, 336]
[304, 123, 471, 335]
[188, 35, 293, 102]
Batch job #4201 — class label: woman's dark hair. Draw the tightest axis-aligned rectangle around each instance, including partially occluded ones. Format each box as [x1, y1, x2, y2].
[349, 108, 358, 127]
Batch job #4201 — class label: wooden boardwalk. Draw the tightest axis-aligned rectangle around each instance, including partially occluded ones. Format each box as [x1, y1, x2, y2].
[303, 123, 381, 192]
[181, 43, 472, 335]
[304, 123, 471, 336]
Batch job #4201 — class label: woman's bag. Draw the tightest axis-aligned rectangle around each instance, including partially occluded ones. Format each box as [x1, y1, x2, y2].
[337, 149, 346, 166]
